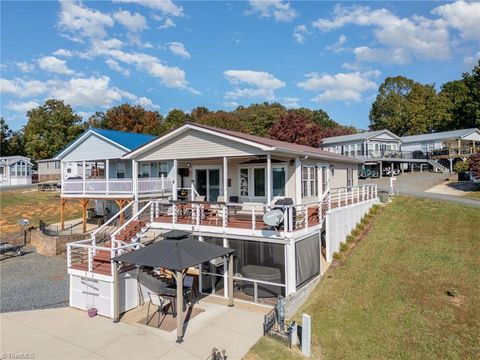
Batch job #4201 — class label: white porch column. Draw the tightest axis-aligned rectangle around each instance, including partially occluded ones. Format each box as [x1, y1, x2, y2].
[132, 160, 139, 213]
[286, 240, 296, 295]
[112, 261, 120, 322]
[82, 160, 86, 195]
[105, 159, 110, 195]
[60, 161, 64, 195]
[172, 159, 178, 200]
[317, 165, 323, 200]
[267, 153, 272, 205]
[295, 157, 302, 203]
[223, 156, 228, 201]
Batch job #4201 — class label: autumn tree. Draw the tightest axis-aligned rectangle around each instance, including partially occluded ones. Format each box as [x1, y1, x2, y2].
[88, 103, 164, 135]
[196, 111, 246, 132]
[269, 113, 323, 147]
[468, 151, 480, 179]
[24, 99, 85, 159]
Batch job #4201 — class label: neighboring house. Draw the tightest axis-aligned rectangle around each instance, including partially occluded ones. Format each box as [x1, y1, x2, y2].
[37, 158, 61, 182]
[66, 122, 379, 317]
[0, 156, 33, 187]
[54, 128, 158, 231]
[401, 128, 480, 171]
[321, 129, 403, 159]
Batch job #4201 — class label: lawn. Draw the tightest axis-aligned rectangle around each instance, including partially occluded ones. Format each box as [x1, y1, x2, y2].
[0, 188, 82, 238]
[247, 197, 480, 360]
[463, 189, 480, 201]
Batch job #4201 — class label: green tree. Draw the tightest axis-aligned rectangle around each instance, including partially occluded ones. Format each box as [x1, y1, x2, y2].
[461, 59, 480, 128]
[24, 99, 85, 159]
[196, 111, 245, 132]
[7, 131, 26, 156]
[163, 109, 189, 132]
[438, 80, 468, 131]
[234, 102, 287, 136]
[0, 117, 13, 156]
[88, 103, 164, 135]
[190, 106, 211, 122]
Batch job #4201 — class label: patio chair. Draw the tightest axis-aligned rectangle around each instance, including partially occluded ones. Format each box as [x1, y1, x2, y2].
[188, 195, 206, 223]
[205, 196, 225, 225]
[183, 275, 198, 305]
[146, 292, 171, 327]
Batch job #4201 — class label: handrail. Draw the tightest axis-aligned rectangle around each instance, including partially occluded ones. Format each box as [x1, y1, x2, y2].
[110, 201, 152, 240]
[91, 200, 135, 238]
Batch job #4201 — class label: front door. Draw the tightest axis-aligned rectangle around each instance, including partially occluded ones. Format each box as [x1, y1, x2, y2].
[195, 168, 221, 201]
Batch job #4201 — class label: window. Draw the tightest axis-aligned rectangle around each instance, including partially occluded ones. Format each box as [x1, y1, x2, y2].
[54, 161, 61, 170]
[116, 162, 126, 179]
[421, 143, 428, 153]
[357, 144, 362, 156]
[21, 162, 26, 176]
[240, 168, 249, 196]
[0, 166, 4, 175]
[302, 166, 317, 197]
[158, 162, 168, 178]
[27, 166, 30, 176]
[347, 169, 353, 187]
[272, 167, 286, 196]
[253, 168, 265, 197]
[140, 163, 151, 178]
[350, 145, 356, 157]
[321, 165, 328, 193]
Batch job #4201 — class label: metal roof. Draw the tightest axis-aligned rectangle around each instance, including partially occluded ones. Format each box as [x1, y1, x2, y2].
[401, 128, 480, 143]
[91, 128, 156, 151]
[322, 129, 402, 144]
[113, 231, 235, 271]
[0, 156, 32, 166]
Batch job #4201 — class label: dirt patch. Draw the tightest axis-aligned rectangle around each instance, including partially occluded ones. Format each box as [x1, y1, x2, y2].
[426, 181, 480, 197]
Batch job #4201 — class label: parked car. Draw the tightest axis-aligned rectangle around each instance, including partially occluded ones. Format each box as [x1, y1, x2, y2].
[383, 167, 400, 177]
[359, 168, 379, 179]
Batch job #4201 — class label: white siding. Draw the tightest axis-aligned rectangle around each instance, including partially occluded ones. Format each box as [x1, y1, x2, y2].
[62, 134, 126, 162]
[137, 129, 265, 161]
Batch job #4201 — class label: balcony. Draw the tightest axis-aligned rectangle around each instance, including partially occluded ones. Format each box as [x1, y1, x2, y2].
[62, 176, 173, 197]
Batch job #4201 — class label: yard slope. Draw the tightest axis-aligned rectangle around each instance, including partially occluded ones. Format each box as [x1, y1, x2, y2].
[247, 196, 480, 360]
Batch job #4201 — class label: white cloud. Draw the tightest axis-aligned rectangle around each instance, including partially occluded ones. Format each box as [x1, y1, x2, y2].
[293, 24, 309, 44]
[167, 42, 190, 59]
[58, 1, 114, 40]
[223, 101, 240, 108]
[159, 18, 176, 29]
[432, 0, 480, 40]
[38, 56, 75, 75]
[114, 0, 183, 17]
[0, 76, 149, 109]
[53, 49, 74, 57]
[281, 97, 300, 108]
[297, 70, 380, 103]
[135, 96, 160, 110]
[326, 34, 347, 53]
[5, 101, 40, 113]
[353, 46, 410, 65]
[114, 10, 147, 32]
[15, 62, 35, 73]
[247, 0, 297, 22]
[464, 51, 480, 67]
[312, 4, 450, 64]
[224, 70, 285, 100]
[106, 59, 130, 76]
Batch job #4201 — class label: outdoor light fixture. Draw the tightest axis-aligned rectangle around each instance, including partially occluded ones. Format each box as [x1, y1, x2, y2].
[187, 162, 191, 167]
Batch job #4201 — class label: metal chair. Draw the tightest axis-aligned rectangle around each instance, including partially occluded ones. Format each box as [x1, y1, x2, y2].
[146, 292, 170, 327]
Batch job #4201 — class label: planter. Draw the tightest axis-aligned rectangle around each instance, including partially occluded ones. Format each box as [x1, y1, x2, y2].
[458, 172, 470, 181]
[88, 308, 97, 318]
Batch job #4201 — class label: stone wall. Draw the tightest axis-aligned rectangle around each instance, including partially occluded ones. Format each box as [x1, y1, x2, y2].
[30, 229, 90, 256]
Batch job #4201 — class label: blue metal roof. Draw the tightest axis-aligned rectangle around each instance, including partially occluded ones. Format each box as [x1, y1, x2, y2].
[91, 128, 156, 151]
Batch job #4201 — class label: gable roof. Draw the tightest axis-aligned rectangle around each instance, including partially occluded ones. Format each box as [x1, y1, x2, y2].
[0, 155, 32, 166]
[55, 128, 156, 159]
[124, 122, 361, 164]
[322, 129, 403, 145]
[401, 128, 480, 143]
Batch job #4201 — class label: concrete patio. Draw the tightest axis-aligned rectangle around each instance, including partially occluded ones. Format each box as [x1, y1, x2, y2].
[0, 297, 269, 359]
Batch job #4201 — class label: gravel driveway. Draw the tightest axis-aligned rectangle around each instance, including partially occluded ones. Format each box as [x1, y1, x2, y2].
[0, 246, 69, 313]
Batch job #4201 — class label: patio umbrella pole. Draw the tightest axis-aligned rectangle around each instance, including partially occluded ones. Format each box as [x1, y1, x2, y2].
[176, 270, 184, 343]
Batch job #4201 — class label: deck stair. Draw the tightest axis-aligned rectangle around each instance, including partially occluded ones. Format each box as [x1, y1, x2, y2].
[427, 159, 449, 173]
[114, 219, 149, 243]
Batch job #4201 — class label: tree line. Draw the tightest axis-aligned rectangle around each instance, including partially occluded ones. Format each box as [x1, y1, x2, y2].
[1, 59, 478, 161]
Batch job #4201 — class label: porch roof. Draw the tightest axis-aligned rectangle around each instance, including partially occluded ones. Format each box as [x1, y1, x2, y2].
[124, 122, 361, 164]
[113, 230, 235, 271]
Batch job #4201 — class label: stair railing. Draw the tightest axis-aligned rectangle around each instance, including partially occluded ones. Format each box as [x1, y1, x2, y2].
[111, 201, 153, 247]
[91, 201, 135, 246]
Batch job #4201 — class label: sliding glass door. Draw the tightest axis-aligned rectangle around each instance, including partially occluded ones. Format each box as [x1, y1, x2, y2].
[195, 168, 221, 201]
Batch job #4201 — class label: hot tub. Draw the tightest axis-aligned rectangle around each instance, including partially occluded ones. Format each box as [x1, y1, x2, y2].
[241, 265, 282, 298]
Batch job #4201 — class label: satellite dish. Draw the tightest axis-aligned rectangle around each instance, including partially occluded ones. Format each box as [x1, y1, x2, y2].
[263, 209, 284, 227]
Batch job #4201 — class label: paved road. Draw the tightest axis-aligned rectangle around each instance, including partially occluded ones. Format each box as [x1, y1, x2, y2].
[0, 246, 69, 312]
[360, 172, 480, 208]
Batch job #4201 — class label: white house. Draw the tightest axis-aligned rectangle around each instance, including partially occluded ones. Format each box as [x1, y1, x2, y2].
[0, 156, 33, 187]
[65, 122, 378, 318]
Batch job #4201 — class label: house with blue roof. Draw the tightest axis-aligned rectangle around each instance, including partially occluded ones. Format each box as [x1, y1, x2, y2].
[54, 128, 172, 232]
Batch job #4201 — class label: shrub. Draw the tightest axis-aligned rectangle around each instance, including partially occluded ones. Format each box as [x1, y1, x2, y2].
[351, 228, 360, 237]
[340, 242, 349, 252]
[346, 235, 355, 243]
[333, 252, 342, 261]
[357, 222, 365, 232]
[454, 160, 469, 173]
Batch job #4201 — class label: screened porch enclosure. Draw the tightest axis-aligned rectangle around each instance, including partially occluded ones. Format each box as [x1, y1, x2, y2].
[199, 237, 287, 305]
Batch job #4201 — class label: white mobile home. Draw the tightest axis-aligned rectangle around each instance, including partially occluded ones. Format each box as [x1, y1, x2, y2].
[0, 156, 33, 187]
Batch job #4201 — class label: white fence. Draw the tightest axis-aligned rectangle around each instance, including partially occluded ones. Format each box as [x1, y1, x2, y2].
[63, 177, 173, 195]
[325, 198, 377, 262]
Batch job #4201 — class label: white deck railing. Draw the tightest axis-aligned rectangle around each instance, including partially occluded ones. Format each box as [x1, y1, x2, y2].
[62, 177, 173, 196]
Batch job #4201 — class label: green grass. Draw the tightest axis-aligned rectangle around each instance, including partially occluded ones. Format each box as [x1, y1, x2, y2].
[0, 188, 82, 236]
[246, 197, 480, 360]
[463, 189, 480, 201]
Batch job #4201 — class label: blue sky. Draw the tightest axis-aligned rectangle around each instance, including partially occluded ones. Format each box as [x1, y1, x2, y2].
[1, 1, 479, 131]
